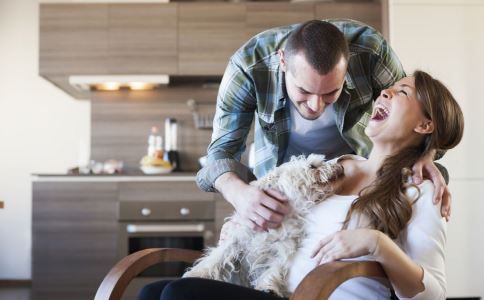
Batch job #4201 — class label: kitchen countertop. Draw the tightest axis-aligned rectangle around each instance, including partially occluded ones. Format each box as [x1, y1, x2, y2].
[31, 172, 197, 182]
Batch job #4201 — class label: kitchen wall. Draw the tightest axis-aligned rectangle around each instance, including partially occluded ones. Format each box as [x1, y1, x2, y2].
[0, 1, 483, 299]
[390, 0, 484, 298]
[90, 87, 218, 172]
[0, 0, 90, 279]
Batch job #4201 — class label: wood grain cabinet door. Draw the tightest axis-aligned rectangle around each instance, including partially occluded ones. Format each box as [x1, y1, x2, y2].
[245, 3, 315, 40]
[178, 3, 247, 75]
[39, 4, 109, 75]
[314, 2, 383, 34]
[32, 182, 118, 300]
[107, 4, 178, 74]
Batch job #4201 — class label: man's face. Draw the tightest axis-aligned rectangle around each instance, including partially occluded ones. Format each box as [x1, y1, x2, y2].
[279, 50, 347, 120]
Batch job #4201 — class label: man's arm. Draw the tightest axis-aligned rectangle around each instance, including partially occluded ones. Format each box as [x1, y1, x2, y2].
[196, 59, 257, 192]
[411, 150, 451, 221]
[370, 35, 406, 95]
[196, 59, 290, 231]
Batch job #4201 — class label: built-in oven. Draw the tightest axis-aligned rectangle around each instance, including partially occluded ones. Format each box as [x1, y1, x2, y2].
[118, 199, 215, 299]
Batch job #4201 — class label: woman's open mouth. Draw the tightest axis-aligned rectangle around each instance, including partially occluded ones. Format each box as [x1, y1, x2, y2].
[371, 104, 390, 121]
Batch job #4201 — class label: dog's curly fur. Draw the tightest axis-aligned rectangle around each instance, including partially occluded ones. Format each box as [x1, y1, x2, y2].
[183, 154, 343, 297]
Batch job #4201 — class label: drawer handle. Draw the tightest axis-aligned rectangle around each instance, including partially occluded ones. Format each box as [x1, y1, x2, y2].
[180, 207, 190, 216]
[141, 208, 151, 216]
[126, 223, 205, 233]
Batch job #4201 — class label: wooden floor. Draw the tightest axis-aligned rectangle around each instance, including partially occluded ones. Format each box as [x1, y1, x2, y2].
[0, 287, 30, 300]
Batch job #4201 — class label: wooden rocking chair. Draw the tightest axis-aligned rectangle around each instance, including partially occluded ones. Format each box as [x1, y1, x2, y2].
[94, 248, 388, 300]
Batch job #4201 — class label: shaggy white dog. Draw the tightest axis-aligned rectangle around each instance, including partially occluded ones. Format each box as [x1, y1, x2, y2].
[183, 154, 343, 297]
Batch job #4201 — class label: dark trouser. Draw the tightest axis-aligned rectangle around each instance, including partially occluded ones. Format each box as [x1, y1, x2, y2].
[137, 278, 288, 300]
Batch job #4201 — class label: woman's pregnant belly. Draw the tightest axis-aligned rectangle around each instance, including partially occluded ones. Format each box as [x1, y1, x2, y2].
[287, 195, 391, 299]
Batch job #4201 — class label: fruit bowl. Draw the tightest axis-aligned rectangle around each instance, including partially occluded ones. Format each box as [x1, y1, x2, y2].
[140, 165, 173, 174]
[140, 156, 173, 174]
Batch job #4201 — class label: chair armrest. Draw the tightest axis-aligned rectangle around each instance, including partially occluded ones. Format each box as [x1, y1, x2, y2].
[290, 261, 387, 300]
[94, 248, 202, 300]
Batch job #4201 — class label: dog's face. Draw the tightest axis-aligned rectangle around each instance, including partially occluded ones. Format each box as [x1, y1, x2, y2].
[259, 154, 343, 206]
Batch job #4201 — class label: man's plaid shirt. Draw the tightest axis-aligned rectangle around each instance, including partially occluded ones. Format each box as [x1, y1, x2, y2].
[197, 19, 406, 192]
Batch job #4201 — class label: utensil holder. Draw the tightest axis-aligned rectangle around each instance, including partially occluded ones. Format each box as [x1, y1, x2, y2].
[187, 98, 214, 130]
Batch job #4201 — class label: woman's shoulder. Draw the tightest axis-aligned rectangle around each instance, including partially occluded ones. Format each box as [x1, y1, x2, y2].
[407, 180, 444, 223]
[327, 154, 366, 164]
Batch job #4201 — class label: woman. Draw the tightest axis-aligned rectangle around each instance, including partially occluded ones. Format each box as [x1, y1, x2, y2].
[138, 70, 464, 300]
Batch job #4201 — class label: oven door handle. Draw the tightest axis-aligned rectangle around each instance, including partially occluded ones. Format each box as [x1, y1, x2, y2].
[126, 223, 206, 233]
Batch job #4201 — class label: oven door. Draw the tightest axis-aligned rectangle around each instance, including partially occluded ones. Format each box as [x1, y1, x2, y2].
[118, 221, 215, 278]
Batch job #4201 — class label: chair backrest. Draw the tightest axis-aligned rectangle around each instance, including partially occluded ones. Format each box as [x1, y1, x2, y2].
[290, 261, 387, 300]
[94, 248, 202, 300]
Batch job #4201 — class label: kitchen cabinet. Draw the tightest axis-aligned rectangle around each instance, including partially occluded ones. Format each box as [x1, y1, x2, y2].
[38, 1, 386, 99]
[178, 3, 247, 75]
[108, 4, 178, 74]
[245, 3, 315, 39]
[118, 181, 214, 203]
[39, 4, 109, 75]
[39, 3, 178, 76]
[32, 177, 231, 300]
[32, 182, 118, 300]
[315, 2, 384, 34]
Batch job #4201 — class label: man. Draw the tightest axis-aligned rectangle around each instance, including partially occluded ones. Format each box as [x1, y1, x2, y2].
[197, 19, 450, 231]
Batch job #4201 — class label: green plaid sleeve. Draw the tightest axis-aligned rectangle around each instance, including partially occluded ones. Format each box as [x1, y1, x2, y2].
[196, 59, 258, 192]
[371, 37, 406, 96]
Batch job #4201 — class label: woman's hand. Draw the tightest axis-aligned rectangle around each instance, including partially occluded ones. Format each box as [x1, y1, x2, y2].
[310, 229, 380, 265]
[412, 150, 451, 221]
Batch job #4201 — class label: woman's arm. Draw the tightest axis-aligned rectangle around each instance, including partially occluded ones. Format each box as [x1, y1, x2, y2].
[391, 180, 447, 299]
[373, 232, 425, 297]
[311, 180, 446, 299]
[312, 229, 426, 297]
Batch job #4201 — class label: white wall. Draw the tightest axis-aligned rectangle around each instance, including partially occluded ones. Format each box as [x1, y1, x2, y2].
[390, 0, 484, 298]
[0, 0, 90, 279]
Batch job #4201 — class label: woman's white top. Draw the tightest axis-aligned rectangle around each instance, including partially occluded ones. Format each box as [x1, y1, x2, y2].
[287, 156, 447, 299]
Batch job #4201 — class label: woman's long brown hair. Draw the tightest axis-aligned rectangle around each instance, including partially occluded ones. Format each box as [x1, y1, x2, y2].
[342, 70, 465, 239]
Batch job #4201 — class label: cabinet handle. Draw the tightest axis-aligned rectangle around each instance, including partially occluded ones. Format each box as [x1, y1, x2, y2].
[141, 208, 151, 216]
[126, 223, 205, 233]
[180, 207, 190, 216]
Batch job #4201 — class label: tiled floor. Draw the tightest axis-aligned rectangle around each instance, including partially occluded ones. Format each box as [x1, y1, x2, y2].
[0, 287, 30, 300]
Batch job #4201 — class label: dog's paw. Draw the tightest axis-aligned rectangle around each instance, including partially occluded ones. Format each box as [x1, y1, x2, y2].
[252, 276, 289, 297]
[255, 280, 289, 298]
[256, 286, 286, 298]
[183, 267, 210, 279]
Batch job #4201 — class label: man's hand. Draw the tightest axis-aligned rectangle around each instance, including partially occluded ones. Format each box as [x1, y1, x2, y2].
[412, 151, 451, 221]
[215, 172, 290, 231]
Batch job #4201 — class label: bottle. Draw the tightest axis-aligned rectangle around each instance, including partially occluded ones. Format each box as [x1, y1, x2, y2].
[164, 118, 180, 171]
[147, 126, 159, 157]
[154, 135, 163, 159]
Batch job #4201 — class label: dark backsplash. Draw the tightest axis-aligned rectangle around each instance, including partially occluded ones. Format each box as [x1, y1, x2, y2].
[90, 86, 220, 173]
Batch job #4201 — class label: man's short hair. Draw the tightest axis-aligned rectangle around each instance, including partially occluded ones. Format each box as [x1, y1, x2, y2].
[285, 20, 349, 75]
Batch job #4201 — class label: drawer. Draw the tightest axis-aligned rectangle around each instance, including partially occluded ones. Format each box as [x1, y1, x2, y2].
[118, 182, 214, 202]
[118, 200, 214, 221]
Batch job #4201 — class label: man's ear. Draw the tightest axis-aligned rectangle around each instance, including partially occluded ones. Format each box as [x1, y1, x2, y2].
[414, 119, 434, 135]
[278, 49, 287, 72]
